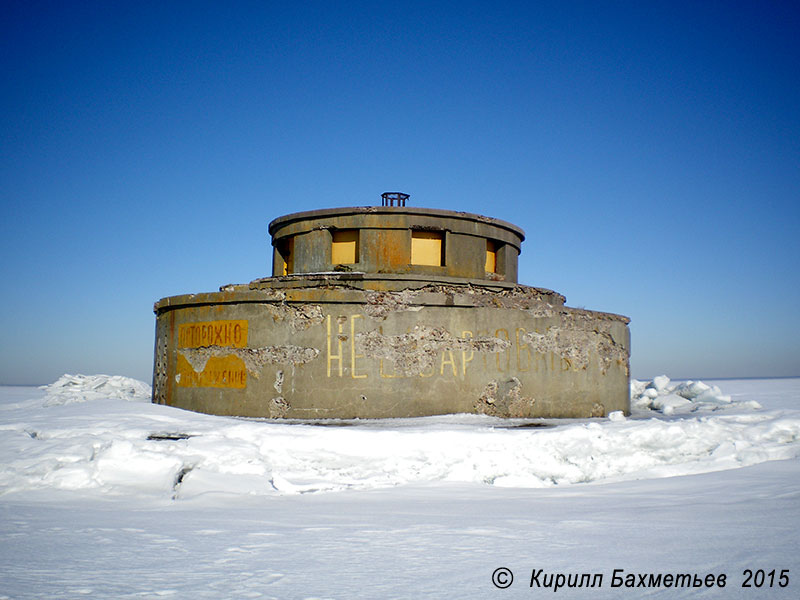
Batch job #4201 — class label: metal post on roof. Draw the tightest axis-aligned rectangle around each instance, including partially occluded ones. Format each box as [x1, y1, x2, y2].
[381, 192, 409, 207]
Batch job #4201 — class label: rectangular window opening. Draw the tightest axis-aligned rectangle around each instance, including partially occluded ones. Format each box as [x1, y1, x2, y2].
[411, 230, 444, 266]
[485, 240, 498, 273]
[331, 229, 359, 264]
[278, 236, 294, 275]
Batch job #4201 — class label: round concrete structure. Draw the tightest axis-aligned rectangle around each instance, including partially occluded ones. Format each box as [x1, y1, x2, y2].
[153, 205, 630, 419]
[268, 206, 525, 284]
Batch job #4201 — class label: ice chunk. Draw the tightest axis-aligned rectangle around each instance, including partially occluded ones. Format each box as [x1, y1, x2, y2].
[696, 385, 731, 404]
[650, 375, 671, 392]
[651, 394, 693, 415]
[674, 380, 711, 399]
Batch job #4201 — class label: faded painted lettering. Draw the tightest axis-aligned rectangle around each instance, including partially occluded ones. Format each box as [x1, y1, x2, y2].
[350, 315, 367, 379]
[323, 314, 597, 381]
[178, 320, 248, 349]
[176, 320, 249, 389]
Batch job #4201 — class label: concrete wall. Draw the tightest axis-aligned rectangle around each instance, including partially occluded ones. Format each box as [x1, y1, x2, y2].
[153, 284, 629, 420]
[359, 228, 410, 273]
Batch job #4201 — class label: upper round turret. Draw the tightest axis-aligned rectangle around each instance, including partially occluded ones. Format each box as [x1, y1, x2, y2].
[268, 204, 525, 283]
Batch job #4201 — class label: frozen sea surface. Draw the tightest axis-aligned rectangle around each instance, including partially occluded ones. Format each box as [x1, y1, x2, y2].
[1, 376, 798, 599]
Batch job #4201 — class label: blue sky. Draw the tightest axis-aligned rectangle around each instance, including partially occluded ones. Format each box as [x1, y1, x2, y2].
[2, 1, 798, 385]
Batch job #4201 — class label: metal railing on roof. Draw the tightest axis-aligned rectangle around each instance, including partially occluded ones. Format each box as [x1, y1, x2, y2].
[381, 192, 409, 206]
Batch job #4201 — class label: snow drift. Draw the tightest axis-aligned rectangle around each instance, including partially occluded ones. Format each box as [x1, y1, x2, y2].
[40, 374, 151, 406]
[2, 374, 798, 499]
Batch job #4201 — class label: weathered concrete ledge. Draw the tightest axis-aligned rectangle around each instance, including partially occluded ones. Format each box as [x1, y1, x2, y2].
[156, 277, 568, 311]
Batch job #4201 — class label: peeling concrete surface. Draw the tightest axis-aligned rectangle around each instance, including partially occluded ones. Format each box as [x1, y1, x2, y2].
[363, 289, 424, 319]
[475, 377, 535, 418]
[522, 312, 629, 375]
[180, 345, 319, 377]
[152, 322, 169, 405]
[269, 397, 290, 418]
[224, 285, 286, 301]
[478, 381, 498, 406]
[263, 302, 325, 330]
[422, 283, 565, 310]
[359, 284, 568, 320]
[355, 325, 510, 376]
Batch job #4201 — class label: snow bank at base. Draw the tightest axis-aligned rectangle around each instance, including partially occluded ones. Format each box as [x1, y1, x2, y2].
[2, 376, 798, 499]
[40, 374, 151, 406]
[631, 375, 762, 415]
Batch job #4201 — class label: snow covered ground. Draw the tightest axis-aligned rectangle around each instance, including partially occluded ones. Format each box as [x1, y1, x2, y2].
[1, 376, 798, 599]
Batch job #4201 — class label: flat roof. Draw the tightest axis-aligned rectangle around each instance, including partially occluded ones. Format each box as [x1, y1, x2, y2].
[268, 206, 525, 240]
